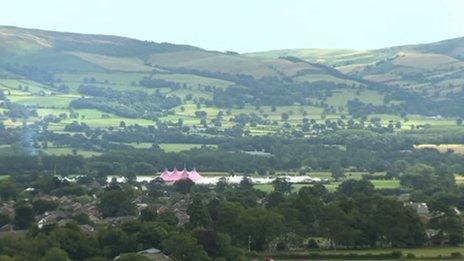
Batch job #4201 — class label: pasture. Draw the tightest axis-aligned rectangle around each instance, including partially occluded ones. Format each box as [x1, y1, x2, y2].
[159, 143, 218, 152]
[254, 179, 400, 193]
[415, 144, 464, 154]
[270, 246, 464, 260]
[42, 147, 101, 158]
[8, 94, 77, 108]
[2, 69, 464, 138]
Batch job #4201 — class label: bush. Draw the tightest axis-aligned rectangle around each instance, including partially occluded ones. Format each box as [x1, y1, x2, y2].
[275, 242, 286, 251]
[451, 252, 462, 259]
[307, 239, 319, 249]
[406, 253, 415, 259]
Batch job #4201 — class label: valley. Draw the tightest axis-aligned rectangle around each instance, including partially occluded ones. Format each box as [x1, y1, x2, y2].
[0, 24, 464, 260]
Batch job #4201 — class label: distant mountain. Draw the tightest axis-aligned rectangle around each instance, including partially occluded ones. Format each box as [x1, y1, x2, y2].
[0, 26, 362, 85]
[247, 37, 464, 94]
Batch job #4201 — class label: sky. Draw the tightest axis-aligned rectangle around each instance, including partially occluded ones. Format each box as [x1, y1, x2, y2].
[1, 0, 463, 53]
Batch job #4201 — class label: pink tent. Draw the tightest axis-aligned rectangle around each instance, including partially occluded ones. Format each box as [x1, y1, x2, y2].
[159, 167, 202, 182]
[187, 168, 202, 182]
[181, 169, 190, 179]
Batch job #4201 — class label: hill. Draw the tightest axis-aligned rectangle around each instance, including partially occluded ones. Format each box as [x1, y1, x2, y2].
[0, 26, 463, 157]
[0, 26, 359, 82]
[247, 37, 464, 95]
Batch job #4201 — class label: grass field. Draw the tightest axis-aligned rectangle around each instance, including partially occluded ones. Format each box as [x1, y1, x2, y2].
[2, 66, 464, 138]
[326, 89, 385, 108]
[415, 144, 464, 154]
[251, 171, 396, 193]
[8, 94, 77, 108]
[269, 246, 464, 260]
[155, 73, 233, 89]
[159, 143, 217, 152]
[254, 178, 400, 193]
[42, 147, 101, 157]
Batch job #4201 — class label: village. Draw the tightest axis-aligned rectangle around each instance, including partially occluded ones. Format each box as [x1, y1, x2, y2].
[0, 167, 455, 260]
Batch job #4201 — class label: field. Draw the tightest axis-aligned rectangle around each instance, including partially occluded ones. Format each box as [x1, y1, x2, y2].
[1, 40, 464, 156]
[253, 171, 400, 192]
[415, 144, 464, 154]
[266, 246, 464, 260]
[2, 68, 462, 138]
[35, 143, 218, 157]
[124, 143, 217, 152]
[42, 147, 102, 158]
[159, 143, 217, 152]
[254, 179, 400, 193]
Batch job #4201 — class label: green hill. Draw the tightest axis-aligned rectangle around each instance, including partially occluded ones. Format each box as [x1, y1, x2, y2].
[0, 25, 463, 155]
[247, 37, 464, 94]
[0, 26, 362, 82]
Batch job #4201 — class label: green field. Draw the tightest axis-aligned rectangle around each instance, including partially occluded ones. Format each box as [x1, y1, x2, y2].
[2, 71, 462, 137]
[254, 179, 400, 193]
[326, 89, 385, 108]
[159, 143, 218, 152]
[8, 94, 77, 108]
[42, 147, 101, 158]
[267, 246, 464, 260]
[415, 144, 464, 154]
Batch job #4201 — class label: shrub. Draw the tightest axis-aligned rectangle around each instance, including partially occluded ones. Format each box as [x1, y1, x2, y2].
[307, 239, 319, 249]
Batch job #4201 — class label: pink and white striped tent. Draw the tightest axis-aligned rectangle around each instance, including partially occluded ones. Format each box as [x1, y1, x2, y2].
[160, 168, 202, 182]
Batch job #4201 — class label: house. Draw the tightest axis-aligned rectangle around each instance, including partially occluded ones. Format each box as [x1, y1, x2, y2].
[37, 211, 72, 228]
[406, 202, 430, 217]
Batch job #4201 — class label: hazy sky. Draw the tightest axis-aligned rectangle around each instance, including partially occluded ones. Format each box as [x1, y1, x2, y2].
[1, 0, 463, 53]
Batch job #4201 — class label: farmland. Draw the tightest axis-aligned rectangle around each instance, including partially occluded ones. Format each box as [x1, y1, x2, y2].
[0, 22, 464, 261]
[1, 68, 463, 154]
[415, 144, 464, 154]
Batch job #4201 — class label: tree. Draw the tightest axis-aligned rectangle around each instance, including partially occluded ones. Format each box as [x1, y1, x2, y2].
[265, 191, 285, 208]
[330, 164, 345, 181]
[281, 113, 289, 121]
[162, 233, 210, 261]
[130, 162, 154, 175]
[187, 196, 212, 228]
[98, 227, 134, 258]
[139, 208, 157, 222]
[272, 178, 292, 195]
[429, 214, 464, 246]
[174, 179, 194, 194]
[50, 225, 98, 260]
[32, 199, 58, 215]
[136, 222, 169, 249]
[241, 208, 284, 251]
[338, 180, 374, 197]
[39, 247, 69, 261]
[98, 190, 136, 218]
[158, 210, 179, 226]
[195, 230, 245, 261]
[457, 118, 463, 126]
[14, 204, 34, 229]
[0, 179, 17, 200]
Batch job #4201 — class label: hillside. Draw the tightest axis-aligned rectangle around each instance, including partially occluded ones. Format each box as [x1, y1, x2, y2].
[248, 37, 464, 95]
[0, 26, 358, 81]
[0, 26, 463, 157]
